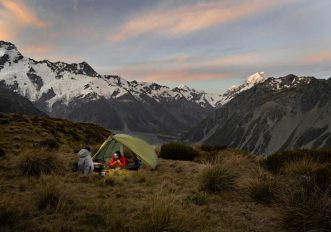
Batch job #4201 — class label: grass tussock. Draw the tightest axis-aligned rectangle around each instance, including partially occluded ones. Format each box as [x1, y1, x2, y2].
[199, 164, 236, 193]
[18, 150, 65, 176]
[247, 173, 277, 204]
[36, 176, 67, 212]
[279, 185, 331, 231]
[264, 149, 331, 173]
[134, 195, 193, 232]
[282, 158, 322, 176]
[159, 143, 199, 161]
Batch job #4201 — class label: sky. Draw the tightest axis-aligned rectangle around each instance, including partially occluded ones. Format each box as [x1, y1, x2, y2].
[0, 0, 331, 93]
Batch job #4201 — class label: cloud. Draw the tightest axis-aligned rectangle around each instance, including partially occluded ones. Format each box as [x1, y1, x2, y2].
[0, 0, 46, 40]
[23, 45, 55, 54]
[304, 50, 331, 64]
[208, 52, 264, 67]
[141, 70, 228, 83]
[108, 0, 290, 42]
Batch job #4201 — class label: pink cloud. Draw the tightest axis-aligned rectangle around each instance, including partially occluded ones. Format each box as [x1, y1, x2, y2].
[208, 52, 264, 67]
[23, 45, 55, 54]
[305, 50, 331, 64]
[0, 0, 47, 40]
[108, 0, 290, 42]
[132, 69, 228, 83]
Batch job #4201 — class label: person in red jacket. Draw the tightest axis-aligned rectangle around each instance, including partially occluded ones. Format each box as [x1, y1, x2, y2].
[109, 151, 128, 168]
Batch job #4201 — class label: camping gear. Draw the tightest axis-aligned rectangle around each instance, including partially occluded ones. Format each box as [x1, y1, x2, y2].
[93, 134, 158, 169]
[100, 163, 105, 177]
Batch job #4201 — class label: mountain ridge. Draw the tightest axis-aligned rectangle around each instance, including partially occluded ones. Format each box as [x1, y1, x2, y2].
[185, 74, 331, 154]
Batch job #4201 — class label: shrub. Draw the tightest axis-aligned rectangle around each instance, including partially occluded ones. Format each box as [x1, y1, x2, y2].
[264, 149, 331, 173]
[159, 143, 199, 161]
[199, 165, 236, 193]
[0, 147, 5, 157]
[19, 151, 65, 177]
[248, 174, 276, 204]
[199, 144, 227, 152]
[36, 179, 66, 212]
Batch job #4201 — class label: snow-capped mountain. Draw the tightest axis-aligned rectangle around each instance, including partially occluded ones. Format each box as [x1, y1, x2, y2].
[0, 41, 269, 136]
[0, 41, 228, 134]
[185, 74, 331, 155]
[0, 41, 224, 109]
[216, 72, 265, 106]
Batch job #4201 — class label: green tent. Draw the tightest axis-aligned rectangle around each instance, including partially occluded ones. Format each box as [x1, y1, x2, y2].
[93, 134, 158, 169]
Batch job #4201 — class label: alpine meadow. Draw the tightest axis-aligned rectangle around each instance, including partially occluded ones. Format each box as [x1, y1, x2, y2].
[0, 0, 330, 231]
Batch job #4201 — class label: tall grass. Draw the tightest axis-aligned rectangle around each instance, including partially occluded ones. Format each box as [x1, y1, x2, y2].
[282, 158, 322, 176]
[199, 164, 236, 193]
[18, 150, 65, 176]
[247, 173, 276, 204]
[133, 194, 191, 232]
[280, 185, 331, 231]
[264, 149, 331, 173]
[36, 176, 67, 212]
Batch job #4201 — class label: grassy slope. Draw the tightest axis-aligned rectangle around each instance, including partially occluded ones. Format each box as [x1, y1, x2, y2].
[1, 113, 329, 231]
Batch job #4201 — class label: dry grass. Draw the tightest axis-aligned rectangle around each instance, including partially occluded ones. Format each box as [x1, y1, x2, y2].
[199, 164, 236, 193]
[282, 158, 322, 176]
[18, 150, 65, 176]
[4, 113, 330, 231]
[36, 175, 68, 212]
[247, 172, 277, 204]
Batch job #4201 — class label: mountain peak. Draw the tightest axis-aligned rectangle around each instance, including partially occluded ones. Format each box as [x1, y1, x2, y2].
[177, 84, 191, 91]
[0, 41, 23, 66]
[245, 72, 265, 85]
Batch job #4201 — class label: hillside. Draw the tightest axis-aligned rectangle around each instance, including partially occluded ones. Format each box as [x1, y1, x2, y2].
[186, 75, 331, 155]
[0, 113, 110, 155]
[0, 87, 46, 116]
[0, 114, 330, 232]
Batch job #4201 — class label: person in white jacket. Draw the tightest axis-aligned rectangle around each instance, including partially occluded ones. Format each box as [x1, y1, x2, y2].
[77, 146, 94, 175]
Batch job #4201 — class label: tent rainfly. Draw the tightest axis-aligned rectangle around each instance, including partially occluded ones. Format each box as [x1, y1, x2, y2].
[93, 134, 159, 169]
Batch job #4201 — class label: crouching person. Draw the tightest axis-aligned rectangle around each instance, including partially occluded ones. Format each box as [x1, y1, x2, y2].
[77, 146, 94, 175]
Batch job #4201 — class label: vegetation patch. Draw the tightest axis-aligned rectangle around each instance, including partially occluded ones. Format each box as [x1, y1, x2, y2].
[198, 144, 227, 152]
[36, 177, 67, 212]
[280, 185, 331, 231]
[160, 143, 199, 161]
[19, 151, 65, 176]
[199, 165, 236, 193]
[0, 147, 5, 157]
[0, 205, 18, 227]
[282, 158, 322, 176]
[264, 149, 331, 173]
[134, 195, 191, 232]
[35, 138, 60, 150]
[184, 193, 208, 206]
[248, 174, 276, 204]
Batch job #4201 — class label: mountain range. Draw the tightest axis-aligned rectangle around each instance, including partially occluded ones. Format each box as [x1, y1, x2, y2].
[0, 41, 262, 135]
[1, 40, 330, 154]
[185, 74, 331, 154]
